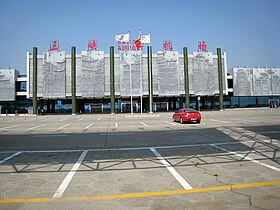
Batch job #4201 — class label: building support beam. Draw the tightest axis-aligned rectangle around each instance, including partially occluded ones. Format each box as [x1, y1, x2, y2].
[110, 46, 115, 114]
[147, 46, 153, 114]
[32, 47, 38, 115]
[217, 48, 224, 111]
[183, 47, 190, 108]
[71, 46, 77, 115]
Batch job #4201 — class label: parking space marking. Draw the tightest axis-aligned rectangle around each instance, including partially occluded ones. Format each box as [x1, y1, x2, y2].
[32, 134, 68, 138]
[59, 118, 68, 122]
[53, 150, 88, 198]
[85, 123, 93, 129]
[210, 119, 232, 124]
[78, 118, 84, 121]
[150, 147, 193, 190]
[0, 152, 22, 164]
[0, 140, 253, 154]
[164, 121, 177, 126]
[166, 130, 200, 133]
[210, 144, 280, 172]
[0, 124, 20, 130]
[140, 122, 148, 127]
[58, 124, 70, 130]
[100, 132, 135, 136]
[97, 117, 102, 121]
[115, 123, 118, 128]
[260, 131, 280, 134]
[1, 180, 279, 203]
[28, 124, 45, 130]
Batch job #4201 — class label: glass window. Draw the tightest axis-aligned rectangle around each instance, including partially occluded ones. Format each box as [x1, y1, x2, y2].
[16, 81, 27, 92]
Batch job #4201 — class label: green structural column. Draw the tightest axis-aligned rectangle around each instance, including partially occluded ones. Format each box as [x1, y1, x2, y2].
[32, 47, 38, 115]
[110, 46, 115, 114]
[183, 47, 190, 108]
[71, 46, 77, 115]
[217, 48, 224, 111]
[147, 46, 153, 114]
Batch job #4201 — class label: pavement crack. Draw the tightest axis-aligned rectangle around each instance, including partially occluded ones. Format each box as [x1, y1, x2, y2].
[194, 163, 226, 186]
[230, 188, 259, 209]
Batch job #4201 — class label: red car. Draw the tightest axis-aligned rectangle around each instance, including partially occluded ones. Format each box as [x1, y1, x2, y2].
[172, 108, 201, 124]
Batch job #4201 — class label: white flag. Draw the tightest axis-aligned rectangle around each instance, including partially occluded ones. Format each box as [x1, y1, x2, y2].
[140, 34, 150, 44]
[115, 33, 129, 42]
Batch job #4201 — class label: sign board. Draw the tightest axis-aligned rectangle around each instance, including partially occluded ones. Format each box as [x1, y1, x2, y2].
[163, 40, 173, 51]
[117, 41, 142, 51]
[50, 40, 59, 51]
[198, 41, 207, 51]
[88, 40, 98, 50]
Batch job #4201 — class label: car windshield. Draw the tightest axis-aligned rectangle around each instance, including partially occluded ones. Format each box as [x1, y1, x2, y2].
[183, 109, 197, 113]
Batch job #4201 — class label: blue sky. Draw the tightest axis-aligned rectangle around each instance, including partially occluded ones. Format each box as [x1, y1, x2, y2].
[0, 0, 280, 74]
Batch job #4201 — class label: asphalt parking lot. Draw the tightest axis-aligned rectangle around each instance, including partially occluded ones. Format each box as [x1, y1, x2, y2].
[0, 108, 279, 210]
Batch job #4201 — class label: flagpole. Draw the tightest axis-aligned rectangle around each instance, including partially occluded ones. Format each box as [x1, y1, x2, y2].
[148, 31, 153, 114]
[129, 31, 133, 115]
[139, 29, 143, 115]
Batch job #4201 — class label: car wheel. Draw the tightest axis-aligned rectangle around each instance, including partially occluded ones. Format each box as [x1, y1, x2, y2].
[180, 117, 183, 124]
[197, 120, 201, 124]
[173, 116, 176, 122]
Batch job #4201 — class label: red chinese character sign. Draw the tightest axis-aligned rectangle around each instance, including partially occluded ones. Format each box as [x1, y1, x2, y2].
[88, 40, 98, 50]
[50, 40, 59, 51]
[163, 40, 173, 51]
[198, 41, 207, 51]
[117, 41, 142, 51]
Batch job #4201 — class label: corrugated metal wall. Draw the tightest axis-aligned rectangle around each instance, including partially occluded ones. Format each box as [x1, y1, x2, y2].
[233, 67, 280, 96]
[42, 51, 66, 98]
[28, 50, 227, 99]
[79, 51, 105, 97]
[0, 69, 17, 101]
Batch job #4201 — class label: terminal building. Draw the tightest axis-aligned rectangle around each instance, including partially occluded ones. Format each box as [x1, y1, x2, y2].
[231, 67, 280, 108]
[0, 41, 279, 114]
[0, 68, 28, 114]
[26, 41, 228, 114]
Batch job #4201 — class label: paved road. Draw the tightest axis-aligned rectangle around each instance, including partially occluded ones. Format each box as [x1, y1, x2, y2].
[0, 108, 279, 209]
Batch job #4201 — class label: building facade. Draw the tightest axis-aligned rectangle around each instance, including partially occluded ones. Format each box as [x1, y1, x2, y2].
[3, 41, 279, 114]
[231, 67, 280, 108]
[0, 68, 30, 114]
[25, 47, 228, 113]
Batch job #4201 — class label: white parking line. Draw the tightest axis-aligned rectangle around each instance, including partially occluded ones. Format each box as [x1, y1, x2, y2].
[260, 131, 280, 134]
[0, 152, 22, 164]
[210, 119, 232, 124]
[53, 150, 88, 198]
[210, 144, 280, 172]
[115, 123, 118, 128]
[164, 121, 177, 126]
[0, 140, 254, 154]
[97, 117, 102, 121]
[28, 124, 45, 130]
[59, 118, 68, 122]
[32, 134, 68, 138]
[150, 147, 193, 190]
[58, 124, 70, 130]
[141, 122, 148, 127]
[85, 123, 93, 129]
[0, 125, 20, 130]
[78, 118, 84, 121]
[100, 133, 134, 136]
